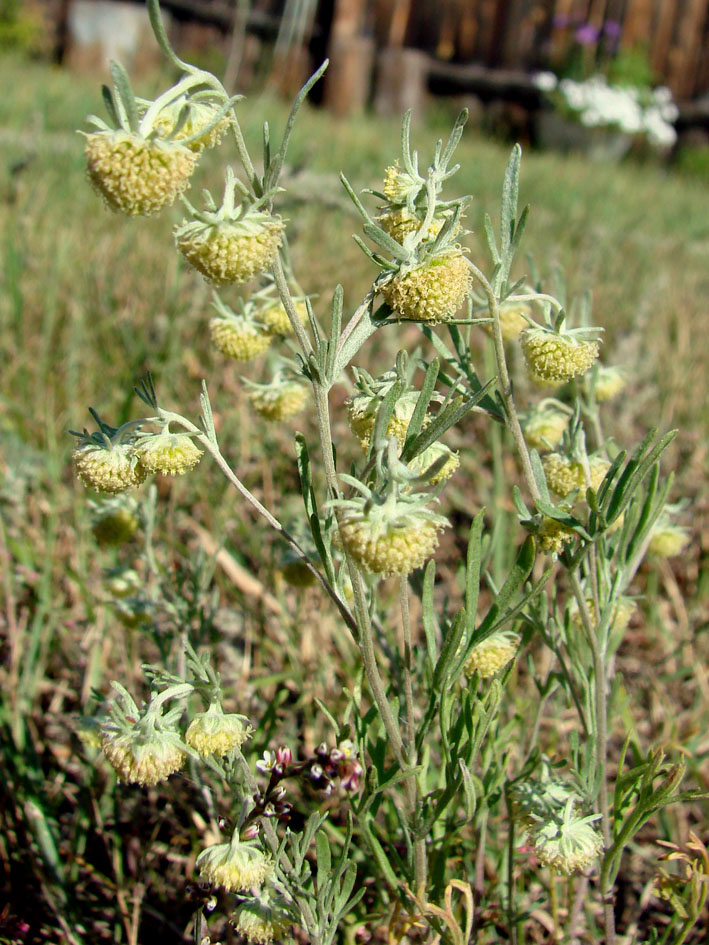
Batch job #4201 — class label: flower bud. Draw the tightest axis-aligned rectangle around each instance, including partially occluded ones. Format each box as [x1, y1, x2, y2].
[210, 315, 271, 362]
[196, 833, 272, 892]
[380, 252, 472, 324]
[185, 702, 253, 757]
[464, 630, 520, 679]
[246, 379, 309, 422]
[85, 131, 196, 217]
[258, 299, 309, 337]
[382, 161, 422, 203]
[74, 442, 145, 494]
[134, 432, 203, 477]
[521, 330, 600, 383]
[232, 890, 292, 944]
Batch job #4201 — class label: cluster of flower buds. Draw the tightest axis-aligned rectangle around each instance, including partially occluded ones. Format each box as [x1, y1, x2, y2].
[345, 111, 473, 325]
[83, 62, 235, 216]
[255, 739, 364, 803]
[72, 414, 202, 495]
[510, 769, 603, 875]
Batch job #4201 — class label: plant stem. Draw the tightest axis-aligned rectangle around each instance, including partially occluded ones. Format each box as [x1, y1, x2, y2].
[160, 409, 357, 636]
[468, 260, 541, 504]
[400, 575, 426, 896]
[568, 570, 615, 945]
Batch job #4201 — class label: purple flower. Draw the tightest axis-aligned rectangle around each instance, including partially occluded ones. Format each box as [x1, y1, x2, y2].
[603, 20, 622, 38]
[575, 24, 600, 45]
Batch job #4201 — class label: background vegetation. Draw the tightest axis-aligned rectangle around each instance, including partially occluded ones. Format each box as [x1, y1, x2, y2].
[1, 53, 707, 943]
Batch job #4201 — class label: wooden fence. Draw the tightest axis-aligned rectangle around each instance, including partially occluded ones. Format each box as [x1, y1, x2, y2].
[365, 0, 709, 101]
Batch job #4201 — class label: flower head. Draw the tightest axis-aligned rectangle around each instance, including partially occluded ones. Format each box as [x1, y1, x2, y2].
[532, 804, 603, 875]
[85, 131, 196, 216]
[72, 420, 146, 494]
[197, 832, 272, 892]
[521, 327, 601, 383]
[100, 681, 192, 786]
[464, 630, 520, 679]
[209, 295, 271, 362]
[523, 402, 569, 451]
[380, 251, 472, 324]
[186, 702, 253, 757]
[89, 495, 141, 545]
[135, 431, 203, 476]
[175, 169, 284, 285]
[245, 375, 309, 422]
[232, 889, 292, 944]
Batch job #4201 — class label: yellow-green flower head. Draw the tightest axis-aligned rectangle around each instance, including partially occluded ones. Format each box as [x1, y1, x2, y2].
[464, 630, 519, 679]
[246, 379, 309, 421]
[85, 130, 196, 216]
[408, 442, 460, 484]
[196, 832, 272, 892]
[185, 702, 252, 757]
[89, 496, 140, 545]
[569, 596, 636, 634]
[209, 296, 272, 362]
[175, 168, 284, 285]
[543, 453, 610, 497]
[347, 389, 424, 451]
[135, 431, 203, 477]
[233, 890, 292, 945]
[593, 365, 626, 402]
[648, 523, 690, 558]
[380, 251, 472, 323]
[377, 207, 447, 244]
[521, 329, 600, 383]
[258, 299, 309, 336]
[339, 517, 442, 576]
[100, 681, 191, 786]
[74, 441, 146, 494]
[103, 567, 142, 599]
[523, 404, 569, 451]
[532, 807, 603, 875]
[538, 518, 575, 556]
[102, 727, 185, 785]
[484, 300, 532, 342]
[382, 161, 423, 204]
[150, 97, 232, 153]
[176, 217, 284, 286]
[113, 595, 154, 628]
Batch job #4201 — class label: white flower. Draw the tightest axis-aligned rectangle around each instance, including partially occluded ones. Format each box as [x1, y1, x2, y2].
[534, 71, 558, 92]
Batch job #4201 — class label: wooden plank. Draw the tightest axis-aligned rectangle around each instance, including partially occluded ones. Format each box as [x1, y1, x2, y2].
[621, 0, 654, 48]
[651, 0, 679, 78]
[667, 0, 709, 99]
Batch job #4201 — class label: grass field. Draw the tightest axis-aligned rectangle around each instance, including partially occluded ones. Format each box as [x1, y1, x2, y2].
[1, 53, 708, 942]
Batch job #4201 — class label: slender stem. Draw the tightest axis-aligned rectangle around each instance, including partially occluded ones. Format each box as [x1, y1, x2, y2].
[400, 575, 426, 896]
[568, 570, 615, 945]
[506, 799, 518, 945]
[400, 576, 416, 757]
[468, 259, 541, 504]
[311, 385, 407, 767]
[474, 807, 488, 899]
[159, 409, 357, 636]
